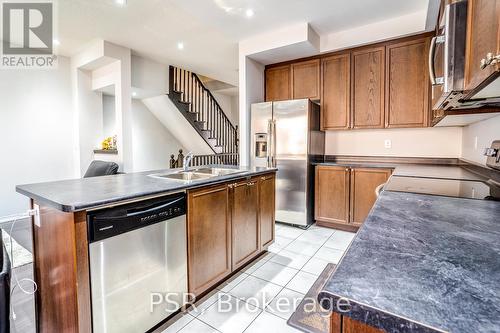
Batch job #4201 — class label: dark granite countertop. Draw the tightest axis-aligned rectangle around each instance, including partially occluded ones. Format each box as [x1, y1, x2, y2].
[314, 162, 486, 181]
[318, 191, 500, 333]
[16, 166, 276, 212]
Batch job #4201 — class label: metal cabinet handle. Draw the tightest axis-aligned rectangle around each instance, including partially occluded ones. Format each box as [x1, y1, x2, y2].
[480, 53, 500, 69]
[429, 35, 445, 85]
[375, 183, 386, 198]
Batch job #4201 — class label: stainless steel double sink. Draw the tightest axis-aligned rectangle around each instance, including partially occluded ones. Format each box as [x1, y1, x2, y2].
[149, 167, 246, 182]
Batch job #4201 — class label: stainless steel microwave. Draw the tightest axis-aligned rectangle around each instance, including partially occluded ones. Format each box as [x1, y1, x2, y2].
[429, 0, 468, 110]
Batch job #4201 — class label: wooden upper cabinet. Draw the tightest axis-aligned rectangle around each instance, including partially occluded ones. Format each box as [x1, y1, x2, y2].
[291, 59, 321, 100]
[187, 184, 231, 296]
[350, 168, 391, 226]
[322, 54, 351, 130]
[351, 46, 386, 129]
[231, 179, 260, 270]
[259, 174, 275, 249]
[315, 165, 350, 225]
[385, 38, 430, 128]
[464, 0, 500, 91]
[265, 65, 291, 101]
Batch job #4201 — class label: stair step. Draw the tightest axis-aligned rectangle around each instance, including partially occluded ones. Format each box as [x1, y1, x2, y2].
[179, 100, 191, 105]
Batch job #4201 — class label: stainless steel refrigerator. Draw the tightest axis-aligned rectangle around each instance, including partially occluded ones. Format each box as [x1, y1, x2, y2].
[250, 99, 324, 228]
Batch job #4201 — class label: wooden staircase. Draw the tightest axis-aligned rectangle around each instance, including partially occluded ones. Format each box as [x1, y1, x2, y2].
[168, 66, 238, 156]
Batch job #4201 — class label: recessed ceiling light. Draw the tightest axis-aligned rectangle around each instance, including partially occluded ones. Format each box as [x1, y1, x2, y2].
[115, 0, 126, 6]
[53, 39, 60, 46]
[132, 91, 137, 97]
[177, 42, 184, 50]
[245, 9, 254, 17]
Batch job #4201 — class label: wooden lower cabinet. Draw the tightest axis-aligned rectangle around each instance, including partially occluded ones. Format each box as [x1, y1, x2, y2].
[187, 184, 232, 296]
[187, 172, 276, 296]
[330, 314, 384, 333]
[350, 168, 392, 226]
[259, 174, 276, 249]
[315, 166, 391, 229]
[231, 179, 260, 270]
[315, 165, 350, 226]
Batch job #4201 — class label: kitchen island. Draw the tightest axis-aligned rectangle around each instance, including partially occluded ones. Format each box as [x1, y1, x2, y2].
[318, 190, 500, 333]
[16, 166, 277, 333]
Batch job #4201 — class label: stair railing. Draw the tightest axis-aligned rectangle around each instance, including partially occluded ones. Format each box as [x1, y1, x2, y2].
[169, 149, 239, 168]
[169, 66, 239, 155]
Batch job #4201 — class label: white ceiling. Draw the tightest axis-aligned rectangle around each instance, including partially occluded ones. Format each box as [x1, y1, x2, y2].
[56, 0, 430, 86]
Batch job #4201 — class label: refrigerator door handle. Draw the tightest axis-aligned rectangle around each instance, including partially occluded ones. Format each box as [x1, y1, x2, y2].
[267, 119, 272, 167]
[271, 119, 277, 168]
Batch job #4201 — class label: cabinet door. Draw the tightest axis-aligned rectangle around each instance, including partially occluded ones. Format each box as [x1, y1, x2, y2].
[315, 166, 350, 225]
[352, 47, 385, 129]
[291, 59, 320, 100]
[187, 184, 231, 296]
[464, 0, 500, 91]
[259, 174, 275, 249]
[265, 65, 291, 101]
[350, 168, 391, 226]
[322, 54, 351, 130]
[342, 316, 385, 333]
[231, 179, 260, 270]
[386, 38, 430, 128]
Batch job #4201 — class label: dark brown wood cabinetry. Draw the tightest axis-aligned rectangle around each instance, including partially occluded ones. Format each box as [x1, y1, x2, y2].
[315, 166, 350, 225]
[291, 59, 321, 100]
[187, 184, 232, 296]
[351, 46, 386, 129]
[187, 172, 276, 296]
[350, 168, 392, 226]
[322, 54, 351, 130]
[330, 314, 384, 333]
[315, 166, 391, 230]
[464, 0, 500, 92]
[259, 174, 276, 248]
[265, 33, 434, 130]
[385, 38, 430, 128]
[231, 179, 260, 270]
[265, 65, 291, 101]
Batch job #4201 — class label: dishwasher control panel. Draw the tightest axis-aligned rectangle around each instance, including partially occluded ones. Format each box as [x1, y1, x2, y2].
[87, 193, 186, 242]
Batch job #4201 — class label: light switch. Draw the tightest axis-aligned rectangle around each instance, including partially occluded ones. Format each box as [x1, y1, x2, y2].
[384, 139, 392, 149]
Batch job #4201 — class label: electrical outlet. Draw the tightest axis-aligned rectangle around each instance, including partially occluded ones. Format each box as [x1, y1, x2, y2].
[384, 139, 392, 149]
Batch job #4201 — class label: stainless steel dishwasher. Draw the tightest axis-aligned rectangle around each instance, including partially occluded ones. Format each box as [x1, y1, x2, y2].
[87, 192, 188, 333]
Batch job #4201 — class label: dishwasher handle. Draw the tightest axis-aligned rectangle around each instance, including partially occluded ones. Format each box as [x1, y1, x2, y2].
[88, 193, 186, 242]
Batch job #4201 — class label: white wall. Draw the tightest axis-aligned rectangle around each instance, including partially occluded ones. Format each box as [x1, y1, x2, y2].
[102, 94, 116, 138]
[212, 92, 239, 126]
[325, 127, 463, 158]
[142, 95, 213, 155]
[131, 55, 169, 98]
[76, 69, 104, 175]
[0, 57, 75, 216]
[131, 100, 185, 172]
[461, 115, 500, 165]
[238, 57, 264, 166]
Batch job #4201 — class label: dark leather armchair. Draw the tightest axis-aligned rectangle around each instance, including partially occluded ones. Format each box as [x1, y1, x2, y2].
[83, 160, 119, 178]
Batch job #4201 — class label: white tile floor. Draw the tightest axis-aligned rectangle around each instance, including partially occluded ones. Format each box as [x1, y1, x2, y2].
[161, 223, 356, 333]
